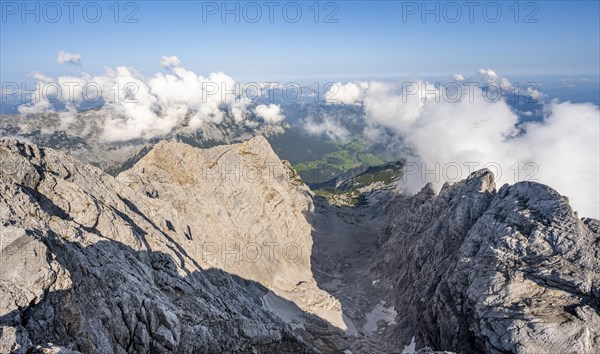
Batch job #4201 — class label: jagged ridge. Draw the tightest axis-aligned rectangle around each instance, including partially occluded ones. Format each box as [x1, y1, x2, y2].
[374, 169, 600, 353]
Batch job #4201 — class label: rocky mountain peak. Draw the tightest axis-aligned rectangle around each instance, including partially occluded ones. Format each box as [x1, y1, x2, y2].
[466, 167, 496, 193]
[375, 166, 600, 353]
[117, 136, 346, 330]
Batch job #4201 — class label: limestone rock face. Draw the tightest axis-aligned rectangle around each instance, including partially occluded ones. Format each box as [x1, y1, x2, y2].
[117, 136, 345, 330]
[375, 169, 600, 353]
[0, 138, 316, 353]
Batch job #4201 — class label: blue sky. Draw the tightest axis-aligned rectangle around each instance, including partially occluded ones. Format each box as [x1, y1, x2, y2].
[1, 0, 599, 83]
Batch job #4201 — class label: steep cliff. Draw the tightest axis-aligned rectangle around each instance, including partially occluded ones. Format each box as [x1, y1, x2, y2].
[374, 170, 600, 353]
[0, 138, 316, 353]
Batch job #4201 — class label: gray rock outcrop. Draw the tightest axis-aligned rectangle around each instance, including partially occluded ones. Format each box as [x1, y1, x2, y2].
[375, 169, 600, 353]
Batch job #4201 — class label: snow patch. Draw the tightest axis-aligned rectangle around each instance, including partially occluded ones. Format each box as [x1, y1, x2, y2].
[362, 300, 397, 334]
[401, 336, 417, 354]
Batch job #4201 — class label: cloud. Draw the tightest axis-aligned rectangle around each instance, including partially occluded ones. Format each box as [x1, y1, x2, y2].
[514, 101, 599, 218]
[17, 100, 53, 115]
[160, 55, 182, 69]
[452, 73, 465, 81]
[475, 68, 512, 90]
[254, 104, 284, 123]
[30, 71, 53, 83]
[58, 104, 78, 130]
[526, 86, 544, 100]
[302, 115, 350, 140]
[325, 70, 600, 218]
[57, 51, 82, 65]
[21, 55, 286, 142]
[325, 81, 368, 105]
[477, 68, 498, 78]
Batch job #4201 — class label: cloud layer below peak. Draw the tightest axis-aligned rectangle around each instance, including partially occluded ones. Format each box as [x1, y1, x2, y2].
[324, 71, 599, 218]
[18, 55, 285, 142]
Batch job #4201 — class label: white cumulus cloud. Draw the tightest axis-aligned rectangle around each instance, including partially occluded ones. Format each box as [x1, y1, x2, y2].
[325, 81, 368, 105]
[57, 51, 82, 65]
[254, 104, 284, 123]
[324, 70, 600, 218]
[302, 115, 350, 140]
[160, 55, 182, 69]
[21, 55, 287, 142]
